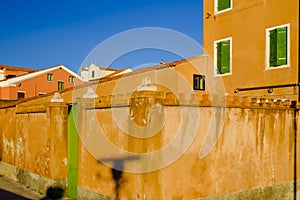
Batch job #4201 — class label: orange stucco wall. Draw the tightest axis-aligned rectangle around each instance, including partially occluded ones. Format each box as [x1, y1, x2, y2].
[0, 103, 68, 181]
[0, 86, 18, 100]
[76, 98, 298, 199]
[203, 0, 299, 96]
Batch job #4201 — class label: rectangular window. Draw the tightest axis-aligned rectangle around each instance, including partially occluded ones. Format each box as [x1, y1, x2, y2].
[193, 74, 205, 91]
[47, 73, 54, 81]
[69, 76, 75, 83]
[214, 38, 232, 75]
[17, 91, 25, 100]
[215, 0, 232, 13]
[58, 81, 64, 91]
[267, 25, 289, 68]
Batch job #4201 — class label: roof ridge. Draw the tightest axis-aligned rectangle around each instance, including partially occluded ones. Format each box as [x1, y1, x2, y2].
[0, 65, 83, 87]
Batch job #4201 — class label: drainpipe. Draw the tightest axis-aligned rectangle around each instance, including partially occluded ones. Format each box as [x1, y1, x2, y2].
[234, 83, 299, 93]
[296, 4, 300, 198]
[298, 0, 300, 103]
[292, 101, 298, 200]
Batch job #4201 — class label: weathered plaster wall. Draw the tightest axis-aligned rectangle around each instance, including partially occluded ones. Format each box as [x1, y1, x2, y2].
[77, 101, 299, 200]
[0, 107, 16, 165]
[0, 102, 68, 194]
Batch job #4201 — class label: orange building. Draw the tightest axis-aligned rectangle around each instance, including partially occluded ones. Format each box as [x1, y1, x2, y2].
[0, 65, 85, 101]
[203, 0, 299, 99]
[0, 64, 37, 80]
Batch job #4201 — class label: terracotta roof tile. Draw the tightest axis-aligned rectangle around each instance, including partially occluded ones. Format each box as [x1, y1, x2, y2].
[0, 64, 37, 72]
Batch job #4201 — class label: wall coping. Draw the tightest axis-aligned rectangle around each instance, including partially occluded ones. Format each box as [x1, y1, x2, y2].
[75, 92, 298, 110]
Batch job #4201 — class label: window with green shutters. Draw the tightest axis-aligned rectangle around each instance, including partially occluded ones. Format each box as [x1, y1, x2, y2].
[218, 0, 231, 12]
[47, 73, 53, 81]
[269, 27, 287, 67]
[215, 0, 232, 13]
[216, 39, 231, 75]
[58, 81, 64, 91]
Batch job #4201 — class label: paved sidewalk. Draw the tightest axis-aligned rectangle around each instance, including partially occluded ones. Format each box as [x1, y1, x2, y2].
[0, 175, 43, 199]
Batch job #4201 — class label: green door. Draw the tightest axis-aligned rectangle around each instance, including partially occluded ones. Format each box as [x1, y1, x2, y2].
[67, 104, 78, 198]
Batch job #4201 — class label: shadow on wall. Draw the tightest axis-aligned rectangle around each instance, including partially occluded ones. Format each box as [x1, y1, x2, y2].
[40, 187, 64, 200]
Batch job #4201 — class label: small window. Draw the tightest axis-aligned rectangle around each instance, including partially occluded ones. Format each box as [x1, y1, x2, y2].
[91, 71, 95, 78]
[47, 74, 54, 81]
[215, 0, 232, 13]
[17, 91, 25, 100]
[69, 76, 75, 83]
[193, 74, 205, 91]
[214, 38, 232, 75]
[39, 92, 46, 96]
[58, 81, 64, 91]
[6, 75, 16, 79]
[266, 24, 289, 68]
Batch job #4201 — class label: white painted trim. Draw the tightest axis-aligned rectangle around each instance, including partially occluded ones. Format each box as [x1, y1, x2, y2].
[265, 23, 290, 70]
[214, 37, 233, 77]
[46, 73, 54, 82]
[59, 65, 83, 80]
[214, 0, 233, 14]
[17, 90, 26, 93]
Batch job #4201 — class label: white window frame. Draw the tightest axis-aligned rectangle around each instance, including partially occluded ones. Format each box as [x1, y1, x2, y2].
[47, 73, 54, 82]
[69, 76, 75, 83]
[265, 23, 290, 70]
[58, 80, 64, 91]
[214, 37, 233, 77]
[214, 0, 233, 14]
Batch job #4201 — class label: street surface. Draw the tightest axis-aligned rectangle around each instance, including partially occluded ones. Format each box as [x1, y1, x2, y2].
[0, 189, 31, 200]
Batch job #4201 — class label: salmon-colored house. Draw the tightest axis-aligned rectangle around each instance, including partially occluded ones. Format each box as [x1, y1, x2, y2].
[0, 65, 85, 101]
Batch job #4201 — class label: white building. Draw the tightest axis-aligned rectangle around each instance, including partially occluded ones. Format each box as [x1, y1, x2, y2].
[80, 63, 132, 81]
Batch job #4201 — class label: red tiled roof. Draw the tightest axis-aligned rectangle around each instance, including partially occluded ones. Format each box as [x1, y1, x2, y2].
[0, 64, 37, 73]
[104, 68, 131, 77]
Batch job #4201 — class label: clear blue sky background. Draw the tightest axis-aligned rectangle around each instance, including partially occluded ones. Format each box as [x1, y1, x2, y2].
[0, 0, 203, 73]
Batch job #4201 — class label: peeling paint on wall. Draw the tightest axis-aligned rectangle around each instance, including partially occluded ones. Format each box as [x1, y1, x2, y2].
[36, 139, 51, 177]
[16, 137, 24, 159]
[3, 137, 14, 158]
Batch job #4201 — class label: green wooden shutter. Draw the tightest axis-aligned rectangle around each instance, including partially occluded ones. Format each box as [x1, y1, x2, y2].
[269, 27, 287, 67]
[218, 0, 230, 11]
[269, 29, 277, 67]
[217, 42, 222, 74]
[276, 27, 287, 65]
[221, 40, 230, 73]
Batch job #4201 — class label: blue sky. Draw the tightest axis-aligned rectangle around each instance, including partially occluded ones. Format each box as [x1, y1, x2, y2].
[0, 0, 203, 72]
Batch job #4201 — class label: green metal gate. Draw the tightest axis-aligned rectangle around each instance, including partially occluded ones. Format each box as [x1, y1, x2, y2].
[67, 104, 78, 198]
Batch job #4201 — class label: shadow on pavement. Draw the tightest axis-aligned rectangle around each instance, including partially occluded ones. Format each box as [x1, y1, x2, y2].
[40, 186, 64, 200]
[0, 188, 31, 200]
